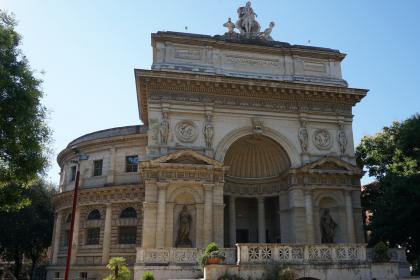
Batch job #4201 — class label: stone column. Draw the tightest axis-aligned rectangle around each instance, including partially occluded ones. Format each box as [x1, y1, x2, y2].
[52, 211, 63, 264]
[165, 202, 175, 247]
[106, 147, 116, 184]
[102, 204, 112, 264]
[304, 190, 315, 243]
[195, 204, 204, 248]
[155, 182, 168, 248]
[229, 196, 237, 247]
[257, 197, 266, 243]
[344, 190, 356, 243]
[70, 208, 80, 265]
[203, 184, 213, 245]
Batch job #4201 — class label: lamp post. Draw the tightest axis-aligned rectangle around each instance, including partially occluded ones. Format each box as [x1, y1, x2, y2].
[64, 149, 88, 280]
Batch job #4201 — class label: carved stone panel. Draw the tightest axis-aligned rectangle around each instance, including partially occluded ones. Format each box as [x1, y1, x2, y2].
[175, 120, 198, 143]
[313, 129, 332, 150]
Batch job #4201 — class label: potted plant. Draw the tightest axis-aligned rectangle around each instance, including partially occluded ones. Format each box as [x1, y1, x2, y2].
[198, 242, 225, 267]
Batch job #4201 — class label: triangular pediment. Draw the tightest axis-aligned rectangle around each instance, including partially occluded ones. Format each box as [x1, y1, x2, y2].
[149, 149, 224, 168]
[297, 157, 361, 174]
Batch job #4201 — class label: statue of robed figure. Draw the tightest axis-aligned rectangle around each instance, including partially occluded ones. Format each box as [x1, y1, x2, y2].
[320, 209, 337, 243]
[175, 205, 193, 247]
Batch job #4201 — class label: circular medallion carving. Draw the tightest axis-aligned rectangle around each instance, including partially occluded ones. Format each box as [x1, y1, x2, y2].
[175, 120, 198, 143]
[313, 129, 332, 150]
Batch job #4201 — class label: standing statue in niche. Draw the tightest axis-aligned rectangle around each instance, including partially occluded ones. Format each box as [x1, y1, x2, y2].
[320, 209, 337, 243]
[203, 113, 214, 149]
[176, 205, 192, 247]
[160, 112, 170, 145]
[236, 1, 261, 36]
[337, 124, 347, 155]
[298, 121, 309, 152]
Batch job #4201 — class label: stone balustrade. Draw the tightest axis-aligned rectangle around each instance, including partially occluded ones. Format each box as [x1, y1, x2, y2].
[136, 248, 236, 265]
[236, 243, 367, 264]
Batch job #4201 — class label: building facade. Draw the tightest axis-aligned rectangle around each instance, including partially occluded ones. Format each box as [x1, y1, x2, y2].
[47, 4, 411, 280]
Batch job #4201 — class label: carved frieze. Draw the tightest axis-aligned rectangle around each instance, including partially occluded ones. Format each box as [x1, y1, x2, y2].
[175, 120, 198, 143]
[313, 129, 332, 150]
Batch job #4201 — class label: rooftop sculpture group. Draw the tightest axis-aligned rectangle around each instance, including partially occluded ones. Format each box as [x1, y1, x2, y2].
[223, 1, 275, 41]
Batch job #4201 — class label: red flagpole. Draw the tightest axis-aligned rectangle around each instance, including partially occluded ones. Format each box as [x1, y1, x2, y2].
[64, 164, 81, 280]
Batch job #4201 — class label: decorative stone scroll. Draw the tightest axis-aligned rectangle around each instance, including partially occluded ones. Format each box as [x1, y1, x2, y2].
[175, 120, 198, 143]
[313, 129, 332, 150]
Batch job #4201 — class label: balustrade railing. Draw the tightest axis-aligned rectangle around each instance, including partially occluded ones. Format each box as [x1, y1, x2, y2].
[136, 248, 236, 265]
[236, 243, 367, 264]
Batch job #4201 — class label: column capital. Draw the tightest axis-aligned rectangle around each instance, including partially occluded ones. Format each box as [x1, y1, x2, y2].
[203, 183, 214, 191]
[157, 181, 169, 189]
[257, 196, 265, 203]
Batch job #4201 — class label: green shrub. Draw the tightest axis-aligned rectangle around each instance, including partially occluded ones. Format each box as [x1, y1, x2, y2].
[205, 242, 219, 254]
[104, 257, 131, 280]
[278, 267, 297, 280]
[373, 241, 390, 262]
[141, 271, 155, 280]
[198, 242, 225, 267]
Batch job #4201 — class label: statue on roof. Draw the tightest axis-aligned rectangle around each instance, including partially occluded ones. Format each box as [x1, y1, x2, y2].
[222, 2, 275, 41]
[236, 1, 261, 37]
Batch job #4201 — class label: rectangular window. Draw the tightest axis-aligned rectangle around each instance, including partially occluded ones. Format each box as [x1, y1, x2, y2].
[125, 155, 138, 172]
[63, 230, 70, 247]
[70, 166, 77, 182]
[86, 227, 100, 245]
[80, 272, 88, 280]
[118, 226, 137, 244]
[54, 272, 60, 279]
[93, 159, 103, 176]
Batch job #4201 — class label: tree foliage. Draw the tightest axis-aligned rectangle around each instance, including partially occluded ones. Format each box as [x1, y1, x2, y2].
[0, 10, 51, 211]
[357, 114, 420, 272]
[104, 257, 131, 280]
[0, 179, 55, 279]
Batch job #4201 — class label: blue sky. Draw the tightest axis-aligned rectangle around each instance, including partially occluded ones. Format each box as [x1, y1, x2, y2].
[2, 0, 420, 184]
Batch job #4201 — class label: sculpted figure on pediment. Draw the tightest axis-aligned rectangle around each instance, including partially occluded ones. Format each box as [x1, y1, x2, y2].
[203, 113, 214, 149]
[176, 205, 192, 247]
[160, 112, 170, 145]
[236, 1, 261, 36]
[320, 209, 337, 243]
[337, 124, 347, 155]
[298, 121, 309, 152]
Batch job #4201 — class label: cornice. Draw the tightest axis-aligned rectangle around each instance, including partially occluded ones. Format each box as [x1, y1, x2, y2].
[151, 32, 346, 61]
[135, 70, 368, 125]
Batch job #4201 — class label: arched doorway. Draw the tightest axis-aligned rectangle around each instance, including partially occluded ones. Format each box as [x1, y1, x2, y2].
[223, 134, 291, 246]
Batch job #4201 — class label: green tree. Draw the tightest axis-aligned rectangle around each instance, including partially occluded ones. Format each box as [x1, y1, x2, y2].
[0, 179, 55, 279]
[0, 10, 51, 211]
[104, 257, 131, 280]
[357, 114, 420, 273]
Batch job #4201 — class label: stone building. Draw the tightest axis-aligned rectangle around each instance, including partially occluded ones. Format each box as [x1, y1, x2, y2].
[47, 3, 412, 280]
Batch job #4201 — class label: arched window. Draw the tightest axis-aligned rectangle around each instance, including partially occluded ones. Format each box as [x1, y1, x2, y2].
[65, 214, 72, 223]
[120, 207, 137, 218]
[87, 209, 101, 220]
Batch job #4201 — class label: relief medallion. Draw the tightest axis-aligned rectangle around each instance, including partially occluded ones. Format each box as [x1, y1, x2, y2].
[313, 129, 332, 150]
[175, 120, 198, 143]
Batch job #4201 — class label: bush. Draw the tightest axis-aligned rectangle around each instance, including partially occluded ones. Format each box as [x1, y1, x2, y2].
[198, 242, 225, 267]
[205, 242, 219, 255]
[263, 265, 296, 280]
[141, 271, 155, 280]
[373, 241, 390, 262]
[104, 257, 131, 280]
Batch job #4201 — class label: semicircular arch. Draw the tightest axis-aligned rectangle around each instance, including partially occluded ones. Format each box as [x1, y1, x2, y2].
[214, 126, 300, 167]
[167, 187, 203, 204]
